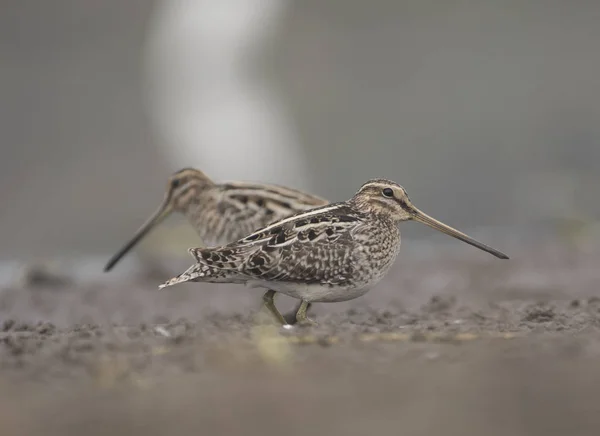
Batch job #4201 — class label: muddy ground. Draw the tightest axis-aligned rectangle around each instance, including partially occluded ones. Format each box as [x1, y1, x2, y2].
[1, 244, 600, 436]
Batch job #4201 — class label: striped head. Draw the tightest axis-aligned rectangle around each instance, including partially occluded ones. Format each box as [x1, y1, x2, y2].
[103, 168, 215, 271]
[166, 168, 215, 212]
[352, 179, 509, 259]
[351, 179, 414, 220]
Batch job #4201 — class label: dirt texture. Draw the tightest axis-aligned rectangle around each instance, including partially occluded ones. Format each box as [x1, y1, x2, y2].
[1, 244, 600, 436]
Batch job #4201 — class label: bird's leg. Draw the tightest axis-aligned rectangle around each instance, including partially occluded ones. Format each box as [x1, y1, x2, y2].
[295, 300, 317, 326]
[283, 301, 313, 325]
[261, 290, 288, 325]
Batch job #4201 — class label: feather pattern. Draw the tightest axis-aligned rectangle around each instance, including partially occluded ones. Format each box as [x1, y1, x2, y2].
[159, 203, 402, 301]
[182, 181, 329, 247]
[159, 178, 508, 313]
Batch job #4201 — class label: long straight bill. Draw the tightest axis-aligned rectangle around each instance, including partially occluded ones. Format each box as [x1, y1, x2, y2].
[103, 198, 174, 271]
[411, 208, 509, 259]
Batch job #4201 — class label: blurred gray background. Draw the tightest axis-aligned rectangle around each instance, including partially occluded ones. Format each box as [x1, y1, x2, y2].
[1, 0, 599, 263]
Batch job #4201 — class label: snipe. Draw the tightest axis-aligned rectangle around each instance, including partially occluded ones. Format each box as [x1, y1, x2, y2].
[158, 179, 508, 325]
[104, 168, 328, 271]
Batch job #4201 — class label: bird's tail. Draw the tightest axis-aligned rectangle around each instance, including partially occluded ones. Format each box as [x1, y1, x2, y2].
[158, 262, 206, 289]
[158, 247, 241, 289]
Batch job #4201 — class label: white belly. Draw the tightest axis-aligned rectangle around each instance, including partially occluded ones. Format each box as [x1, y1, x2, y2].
[247, 281, 372, 303]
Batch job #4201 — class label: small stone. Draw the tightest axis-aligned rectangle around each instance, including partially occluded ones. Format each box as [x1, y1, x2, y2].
[2, 319, 15, 331]
[36, 322, 55, 335]
[154, 326, 171, 337]
[14, 322, 32, 332]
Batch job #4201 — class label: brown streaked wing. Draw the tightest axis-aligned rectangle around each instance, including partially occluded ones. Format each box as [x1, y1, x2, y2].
[188, 204, 366, 285]
[214, 184, 330, 240]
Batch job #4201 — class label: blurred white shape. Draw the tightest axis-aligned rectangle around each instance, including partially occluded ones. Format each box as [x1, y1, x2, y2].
[142, 0, 311, 187]
[154, 326, 172, 338]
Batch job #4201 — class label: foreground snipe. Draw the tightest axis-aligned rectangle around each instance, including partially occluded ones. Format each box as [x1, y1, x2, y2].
[159, 179, 508, 325]
[104, 168, 328, 271]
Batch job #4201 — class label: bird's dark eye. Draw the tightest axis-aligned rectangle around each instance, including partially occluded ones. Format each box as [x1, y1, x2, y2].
[382, 188, 394, 198]
[171, 178, 182, 189]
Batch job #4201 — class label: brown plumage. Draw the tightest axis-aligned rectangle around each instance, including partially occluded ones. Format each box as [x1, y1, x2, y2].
[159, 179, 509, 325]
[104, 168, 328, 271]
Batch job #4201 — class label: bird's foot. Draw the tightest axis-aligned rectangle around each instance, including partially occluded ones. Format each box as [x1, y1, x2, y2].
[295, 316, 318, 327]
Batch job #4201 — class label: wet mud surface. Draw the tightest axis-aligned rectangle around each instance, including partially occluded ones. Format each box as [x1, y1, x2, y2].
[1, 245, 600, 435]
